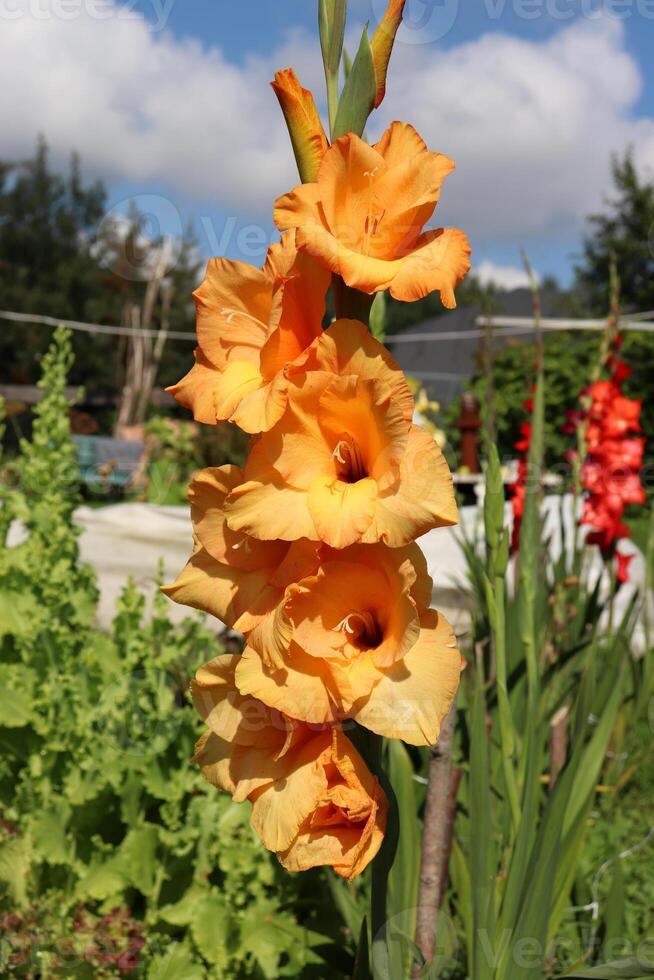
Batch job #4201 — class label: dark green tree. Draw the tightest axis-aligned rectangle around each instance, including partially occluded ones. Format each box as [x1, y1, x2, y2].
[0, 139, 201, 404]
[575, 149, 654, 315]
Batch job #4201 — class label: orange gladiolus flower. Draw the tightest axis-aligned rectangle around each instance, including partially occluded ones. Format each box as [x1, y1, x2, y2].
[274, 121, 471, 305]
[271, 68, 329, 183]
[223, 319, 458, 549]
[370, 0, 405, 108]
[168, 232, 330, 433]
[193, 655, 387, 879]
[162, 465, 320, 632]
[234, 544, 463, 745]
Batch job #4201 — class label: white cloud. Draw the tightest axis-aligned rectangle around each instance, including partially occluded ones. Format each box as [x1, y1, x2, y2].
[375, 17, 654, 240]
[1, 5, 654, 251]
[473, 260, 540, 290]
[0, 4, 303, 216]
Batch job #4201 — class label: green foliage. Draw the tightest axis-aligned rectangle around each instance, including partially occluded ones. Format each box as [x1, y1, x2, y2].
[143, 417, 249, 506]
[0, 329, 351, 979]
[575, 150, 654, 317]
[0, 139, 200, 398]
[441, 374, 653, 980]
[445, 326, 654, 474]
[332, 27, 376, 140]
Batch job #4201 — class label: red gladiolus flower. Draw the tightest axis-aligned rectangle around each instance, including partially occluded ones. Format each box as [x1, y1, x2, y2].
[508, 398, 534, 552]
[574, 335, 645, 585]
[615, 550, 634, 584]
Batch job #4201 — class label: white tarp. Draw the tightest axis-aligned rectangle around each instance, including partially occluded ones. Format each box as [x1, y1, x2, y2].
[8, 497, 649, 646]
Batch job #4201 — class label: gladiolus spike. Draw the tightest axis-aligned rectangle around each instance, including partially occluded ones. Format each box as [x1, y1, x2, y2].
[370, 0, 405, 108]
[271, 69, 329, 184]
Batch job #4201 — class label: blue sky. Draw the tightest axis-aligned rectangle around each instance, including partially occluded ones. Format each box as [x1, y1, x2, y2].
[3, 0, 654, 290]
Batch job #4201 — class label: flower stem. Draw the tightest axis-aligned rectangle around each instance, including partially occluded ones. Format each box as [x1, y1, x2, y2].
[350, 725, 399, 979]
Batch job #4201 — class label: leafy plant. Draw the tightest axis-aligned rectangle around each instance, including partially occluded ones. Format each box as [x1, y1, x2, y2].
[0, 328, 351, 979]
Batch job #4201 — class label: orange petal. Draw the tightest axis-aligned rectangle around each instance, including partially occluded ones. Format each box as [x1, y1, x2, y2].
[194, 257, 272, 368]
[235, 643, 339, 725]
[317, 374, 408, 488]
[316, 135, 386, 247]
[189, 466, 289, 572]
[388, 227, 472, 306]
[250, 373, 336, 489]
[225, 476, 318, 543]
[271, 68, 329, 184]
[166, 350, 218, 425]
[289, 318, 415, 423]
[307, 475, 378, 550]
[192, 654, 282, 749]
[212, 359, 265, 425]
[194, 730, 236, 794]
[354, 610, 463, 745]
[363, 425, 458, 546]
[162, 544, 279, 630]
[250, 732, 332, 852]
[373, 122, 456, 251]
[274, 181, 324, 235]
[278, 729, 387, 880]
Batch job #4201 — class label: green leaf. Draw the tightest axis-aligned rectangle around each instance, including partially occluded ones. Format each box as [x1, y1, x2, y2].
[190, 892, 234, 968]
[333, 27, 376, 139]
[386, 739, 420, 980]
[326, 874, 364, 944]
[29, 806, 74, 865]
[319, 0, 346, 75]
[158, 883, 210, 927]
[352, 917, 372, 980]
[604, 862, 626, 951]
[147, 943, 204, 980]
[75, 857, 127, 901]
[117, 823, 159, 897]
[0, 588, 39, 638]
[369, 290, 387, 342]
[565, 959, 654, 978]
[0, 664, 34, 727]
[0, 835, 31, 907]
[469, 679, 495, 980]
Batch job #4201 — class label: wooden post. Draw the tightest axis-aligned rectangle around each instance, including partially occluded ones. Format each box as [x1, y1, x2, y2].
[414, 699, 458, 974]
[455, 393, 481, 474]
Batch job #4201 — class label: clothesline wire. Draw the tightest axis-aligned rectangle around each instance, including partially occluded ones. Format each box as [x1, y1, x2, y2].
[2, 308, 654, 345]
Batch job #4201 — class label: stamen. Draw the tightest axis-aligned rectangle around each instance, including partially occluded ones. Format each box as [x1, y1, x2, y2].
[333, 611, 383, 649]
[334, 615, 356, 634]
[332, 437, 367, 483]
[220, 307, 268, 331]
[332, 440, 348, 465]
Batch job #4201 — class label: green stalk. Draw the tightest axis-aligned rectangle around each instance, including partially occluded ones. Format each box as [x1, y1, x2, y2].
[484, 446, 521, 831]
[318, 0, 346, 139]
[350, 726, 399, 979]
[490, 574, 522, 831]
[640, 503, 654, 709]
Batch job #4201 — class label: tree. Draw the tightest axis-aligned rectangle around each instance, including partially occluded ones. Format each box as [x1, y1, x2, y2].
[575, 149, 654, 315]
[0, 139, 201, 402]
